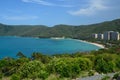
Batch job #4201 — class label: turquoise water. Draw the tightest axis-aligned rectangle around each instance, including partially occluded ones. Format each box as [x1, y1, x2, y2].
[0, 36, 101, 58]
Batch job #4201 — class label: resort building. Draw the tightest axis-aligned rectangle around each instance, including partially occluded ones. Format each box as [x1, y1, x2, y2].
[103, 31, 111, 40]
[92, 34, 98, 39]
[103, 31, 119, 40]
[97, 33, 103, 40]
[110, 31, 120, 40]
[92, 31, 120, 41]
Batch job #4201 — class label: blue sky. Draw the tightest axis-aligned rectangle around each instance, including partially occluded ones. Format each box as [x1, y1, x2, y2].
[0, 0, 120, 26]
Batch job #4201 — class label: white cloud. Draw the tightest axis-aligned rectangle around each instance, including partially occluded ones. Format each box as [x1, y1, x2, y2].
[3, 15, 39, 20]
[22, 0, 54, 6]
[22, 0, 73, 7]
[68, 0, 108, 16]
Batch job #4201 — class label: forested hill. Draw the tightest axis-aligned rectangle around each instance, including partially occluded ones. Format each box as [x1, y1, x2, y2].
[0, 18, 120, 39]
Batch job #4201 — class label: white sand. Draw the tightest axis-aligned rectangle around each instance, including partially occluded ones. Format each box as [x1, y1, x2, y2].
[73, 39, 105, 48]
[87, 42, 105, 48]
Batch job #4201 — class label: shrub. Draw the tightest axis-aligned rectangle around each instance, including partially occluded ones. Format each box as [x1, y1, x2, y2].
[88, 70, 95, 76]
[115, 58, 120, 70]
[10, 74, 20, 80]
[47, 58, 83, 78]
[95, 56, 115, 73]
[101, 76, 110, 80]
[19, 60, 48, 79]
[113, 72, 120, 79]
[75, 58, 92, 71]
[38, 70, 49, 79]
[0, 73, 3, 79]
[45, 74, 59, 80]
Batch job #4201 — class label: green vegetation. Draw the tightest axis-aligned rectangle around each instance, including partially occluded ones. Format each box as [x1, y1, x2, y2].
[113, 72, 120, 79]
[101, 76, 110, 80]
[0, 45, 120, 80]
[0, 18, 120, 79]
[10, 74, 20, 80]
[0, 19, 120, 39]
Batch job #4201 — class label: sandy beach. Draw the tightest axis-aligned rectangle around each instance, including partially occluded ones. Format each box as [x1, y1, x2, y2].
[73, 39, 105, 48]
[87, 42, 105, 48]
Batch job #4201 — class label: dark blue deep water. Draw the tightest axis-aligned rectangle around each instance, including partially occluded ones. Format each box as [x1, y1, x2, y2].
[0, 36, 101, 58]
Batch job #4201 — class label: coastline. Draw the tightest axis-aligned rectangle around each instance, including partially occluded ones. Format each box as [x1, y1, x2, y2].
[49, 38, 105, 49]
[72, 39, 105, 48]
[87, 41, 105, 48]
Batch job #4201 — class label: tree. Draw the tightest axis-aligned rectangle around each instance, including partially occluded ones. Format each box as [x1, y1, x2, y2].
[0, 58, 16, 76]
[47, 58, 81, 78]
[95, 55, 115, 73]
[19, 60, 48, 79]
[31, 52, 51, 63]
[31, 52, 42, 60]
[115, 58, 120, 70]
[75, 58, 93, 71]
[16, 52, 26, 58]
[10, 74, 20, 80]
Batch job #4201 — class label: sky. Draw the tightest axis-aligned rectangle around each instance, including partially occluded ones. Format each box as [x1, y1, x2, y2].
[0, 0, 120, 26]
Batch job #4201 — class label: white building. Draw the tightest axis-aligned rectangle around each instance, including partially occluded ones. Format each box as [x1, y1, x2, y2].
[97, 33, 103, 40]
[103, 31, 111, 40]
[110, 31, 119, 40]
[103, 31, 119, 40]
[92, 33, 98, 39]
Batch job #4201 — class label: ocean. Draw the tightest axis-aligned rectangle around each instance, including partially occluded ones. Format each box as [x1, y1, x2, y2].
[0, 36, 101, 58]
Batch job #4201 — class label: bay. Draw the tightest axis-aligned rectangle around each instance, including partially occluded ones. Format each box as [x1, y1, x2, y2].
[0, 36, 101, 58]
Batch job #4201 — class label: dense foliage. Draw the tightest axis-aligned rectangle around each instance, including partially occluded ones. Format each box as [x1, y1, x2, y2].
[0, 46, 120, 80]
[0, 19, 120, 39]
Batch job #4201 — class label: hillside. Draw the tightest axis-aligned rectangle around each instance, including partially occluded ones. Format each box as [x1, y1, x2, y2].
[0, 18, 120, 39]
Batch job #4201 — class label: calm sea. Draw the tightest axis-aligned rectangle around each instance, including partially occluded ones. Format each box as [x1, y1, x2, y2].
[0, 36, 101, 58]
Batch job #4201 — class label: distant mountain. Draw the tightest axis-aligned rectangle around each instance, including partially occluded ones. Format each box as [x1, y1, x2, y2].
[0, 18, 120, 39]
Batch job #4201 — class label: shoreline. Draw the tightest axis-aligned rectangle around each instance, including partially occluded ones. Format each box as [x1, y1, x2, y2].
[87, 41, 105, 48]
[72, 39, 105, 48]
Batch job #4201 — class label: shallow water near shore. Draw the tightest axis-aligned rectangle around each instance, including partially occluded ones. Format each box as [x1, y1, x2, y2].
[0, 36, 101, 58]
